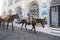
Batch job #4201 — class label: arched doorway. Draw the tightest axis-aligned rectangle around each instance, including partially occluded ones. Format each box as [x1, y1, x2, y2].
[29, 3, 39, 18]
[15, 6, 22, 15]
[50, 0, 59, 27]
[15, 6, 22, 13]
[15, 6, 22, 19]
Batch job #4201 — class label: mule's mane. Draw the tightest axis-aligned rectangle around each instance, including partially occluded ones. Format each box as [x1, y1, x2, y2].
[9, 15, 15, 18]
[7, 14, 17, 21]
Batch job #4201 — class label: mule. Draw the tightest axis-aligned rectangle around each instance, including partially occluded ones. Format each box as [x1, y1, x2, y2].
[20, 17, 46, 33]
[0, 14, 19, 30]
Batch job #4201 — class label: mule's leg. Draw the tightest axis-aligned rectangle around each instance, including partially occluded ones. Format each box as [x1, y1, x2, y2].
[32, 24, 36, 34]
[0, 23, 1, 28]
[42, 25, 45, 28]
[25, 23, 27, 30]
[41, 23, 45, 28]
[3, 23, 5, 29]
[12, 22, 14, 30]
[21, 23, 24, 30]
[30, 24, 34, 31]
[7, 22, 9, 30]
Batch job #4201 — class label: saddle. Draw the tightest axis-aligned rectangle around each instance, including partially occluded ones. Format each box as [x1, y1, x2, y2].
[1, 15, 10, 21]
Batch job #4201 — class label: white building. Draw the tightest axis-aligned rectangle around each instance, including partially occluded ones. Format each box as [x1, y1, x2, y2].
[2, 0, 52, 27]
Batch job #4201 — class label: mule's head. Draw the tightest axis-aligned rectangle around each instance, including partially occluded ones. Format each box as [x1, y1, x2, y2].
[44, 17, 46, 21]
[15, 14, 19, 19]
[42, 17, 47, 28]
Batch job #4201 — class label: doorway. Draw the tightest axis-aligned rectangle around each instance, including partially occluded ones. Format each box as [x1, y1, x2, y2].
[50, 6, 58, 27]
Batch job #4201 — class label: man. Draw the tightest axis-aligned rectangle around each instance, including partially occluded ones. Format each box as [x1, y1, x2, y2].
[27, 10, 33, 23]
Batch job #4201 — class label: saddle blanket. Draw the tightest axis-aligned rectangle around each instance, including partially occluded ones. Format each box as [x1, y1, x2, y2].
[27, 17, 32, 23]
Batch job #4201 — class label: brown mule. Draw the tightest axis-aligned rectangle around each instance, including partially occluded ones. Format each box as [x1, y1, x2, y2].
[20, 17, 46, 33]
[0, 14, 19, 30]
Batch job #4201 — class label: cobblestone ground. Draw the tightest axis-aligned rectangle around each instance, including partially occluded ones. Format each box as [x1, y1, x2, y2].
[0, 25, 60, 40]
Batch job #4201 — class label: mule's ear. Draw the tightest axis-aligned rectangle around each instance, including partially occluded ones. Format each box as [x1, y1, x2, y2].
[44, 17, 46, 20]
[16, 13, 17, 15]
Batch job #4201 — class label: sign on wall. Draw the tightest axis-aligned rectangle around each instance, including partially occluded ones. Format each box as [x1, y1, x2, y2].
[42, 0, 48, 15]
[42, 5, 47, 15]
[42, 10, 47, 15]
[41, 0, 48, 24]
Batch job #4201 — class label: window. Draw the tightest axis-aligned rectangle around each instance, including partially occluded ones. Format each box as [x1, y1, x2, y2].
[50, 6, 58, 27]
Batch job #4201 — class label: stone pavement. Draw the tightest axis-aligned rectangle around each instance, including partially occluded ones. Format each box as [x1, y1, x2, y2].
[13, 23, 60, 37]
[0, 25, 60, 40]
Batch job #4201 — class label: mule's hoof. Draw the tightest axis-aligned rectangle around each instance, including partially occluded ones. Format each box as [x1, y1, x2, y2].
[42, 26, 45, 28]
[0, 27, 1, 28]
[12, 29, 14, 30]
[3, 27, 5, 29]
[30, 29, 32, 31]
[3, 28, 5, 29]
[21, 28, 22, 30]
[6, 28, 8, 30]
[6, 29, 8, 31]
[12, 30, 14, 32]
[26, 29, 27, 30]
[34, 31, 36, 34]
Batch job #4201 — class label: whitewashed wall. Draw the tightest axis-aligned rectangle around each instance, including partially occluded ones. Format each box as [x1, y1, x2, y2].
[2, 0, 50, 27]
